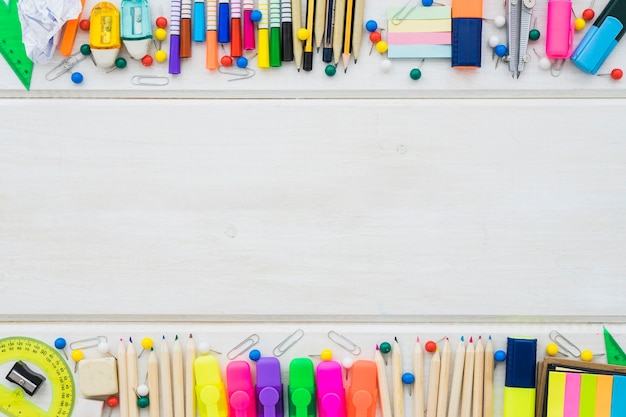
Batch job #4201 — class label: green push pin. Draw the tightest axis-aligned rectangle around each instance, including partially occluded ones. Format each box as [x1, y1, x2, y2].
[529, 28, 540, 41]
[325, 64, 337, 77]
[379, 341, 392, 364]
[137, 396, 149, 408]
[107, 57, 128, 73]
[409, 68, 422, 80]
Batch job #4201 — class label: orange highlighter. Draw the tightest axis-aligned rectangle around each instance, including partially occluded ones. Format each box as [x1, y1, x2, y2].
[59, 0, 86, 56]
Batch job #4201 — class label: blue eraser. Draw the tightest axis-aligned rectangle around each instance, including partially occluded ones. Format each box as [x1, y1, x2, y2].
[451, 18, 482, 68]
[504, 337, 537, 388]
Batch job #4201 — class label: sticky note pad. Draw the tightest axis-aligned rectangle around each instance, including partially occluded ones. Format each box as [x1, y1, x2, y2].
[595, 375, 612, 417]
[387, 5, 452, 59]
[611, 375, 626, 416]
[563, 373, 581, 417]
[547, 372, 566, 417]
[578, 374, 597, 417]
[78, 357, 119, 397]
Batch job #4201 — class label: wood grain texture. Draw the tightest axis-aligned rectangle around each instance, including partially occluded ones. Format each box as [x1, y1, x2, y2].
[1, 99, 625, 319]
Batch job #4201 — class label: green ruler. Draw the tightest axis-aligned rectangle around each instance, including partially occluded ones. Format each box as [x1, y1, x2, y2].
[0, 0, 33, 90]
[603, 326, 626, 365]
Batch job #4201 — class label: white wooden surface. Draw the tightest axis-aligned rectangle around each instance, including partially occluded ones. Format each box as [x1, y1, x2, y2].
[1, 98, 625, 321]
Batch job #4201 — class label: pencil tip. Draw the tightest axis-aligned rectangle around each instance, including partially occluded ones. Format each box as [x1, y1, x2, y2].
[189, 333, 193, 338]
[488, 335, 492, 340]
[469, 336, 473, 343]
[416, 336, 420, 343]
[129, 337, 133, 343]
[175, 335, 179, 341]
[120, 338, 124, 342]
[394, 336, 398, 343]
[354, 58, 357, 64]
[461, 336, 465, 342]
[375, 344, 380, 350]
[162, 335, 165, 340]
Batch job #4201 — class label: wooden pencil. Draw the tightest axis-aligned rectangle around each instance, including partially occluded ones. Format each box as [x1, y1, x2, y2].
[173, 336, 185, 417]
[426, 348, 441, 417]
[161, 337, 174, 417]
[483, 337, 494, 417]
[375, 347, 393, 417]
[332, 0, 346, 65]
[118, 339, 129, 417]
[460, 338, 475, 417]
[127, 338, 138, 417]
[351, 0, 365, 62]
[414, 338, 425, 417]
[472, 337, 484, 417]
[149, 348, 160, 417]
[291, 0, 303, 70]
[447, 337, 466, 417]
[341, 0, 354, 71]
[185, 334, 196, 417]
[314, 0, 326, 51]
[392, 337, 404, 417]
[436, 338, 451, 417]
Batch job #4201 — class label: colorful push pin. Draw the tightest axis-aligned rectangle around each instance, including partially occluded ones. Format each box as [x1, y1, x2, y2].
[494, 44, 507, 69]
[325, 64, 337, 77]
[376, 40, 388, 54]
[484, 15, 506, 28]
[369, 31, 382, 55]
[582, 7, 595, 20]
[105, 395, 119, 417]
[137, 336, 154, 358]
[424, 340, 437, 352]
[321, 349, 333, 361]
[142, 55, 154, 66]
[250, 10, 262, 22]
[137, 384, 149, 397]
[155, 50, 167, 62]
[236, 56, 249, 68]
[156, 15, 168, 28]
[533, 48, 551, 70]
[221, 55, 234, 66]
[341, 357, 353, 369]
[79, 19, 90, 31]
[249, 349, 261, 361]
[402, 372, 415, 395]
[546, 343, 560, 356]
[297, 28, 309, 42]
[365, 20, 378, 32]
[106, 57, 128, 73]
[379, 342, 391, 365]
[409, 68, 422, 80]
[55, 337, 69, 359]
[529, 28, 540, 41]
[494, 350, 506, 362]
[98, 341, 114, 357]
[574, 17, 586, 31]
[71, 349, 84, 372]
[197, 342, 222, 355]
[598, 68, 624, 79]
[380, 58, 392, 72]
[422, 0, 434, 6]
[155, 28, 167, 41]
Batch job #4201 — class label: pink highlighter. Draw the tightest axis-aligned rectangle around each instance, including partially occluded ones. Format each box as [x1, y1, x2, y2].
[546, 0, 575, 62]
[316, 361, 347, 417]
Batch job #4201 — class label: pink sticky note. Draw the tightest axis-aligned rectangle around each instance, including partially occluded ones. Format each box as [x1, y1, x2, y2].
[563, 373, 581, 417]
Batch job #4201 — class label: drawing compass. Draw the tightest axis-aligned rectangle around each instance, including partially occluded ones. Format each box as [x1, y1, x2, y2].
[506, 0, 535, 78]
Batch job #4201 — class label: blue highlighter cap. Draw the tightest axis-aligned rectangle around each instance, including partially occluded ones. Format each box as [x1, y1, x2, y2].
[504, 337, 537, 388]
[451, 18, 482, 67]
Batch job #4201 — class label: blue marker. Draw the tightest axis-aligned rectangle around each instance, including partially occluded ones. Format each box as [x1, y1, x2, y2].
[218, 0, 230, 43]
[571, 0, 626, 74]
[193, 0, 206, 41]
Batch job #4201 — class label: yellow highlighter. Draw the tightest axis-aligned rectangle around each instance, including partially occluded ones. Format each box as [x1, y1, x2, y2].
[194, 354, 228, 417]
[503, 337, 537, 417]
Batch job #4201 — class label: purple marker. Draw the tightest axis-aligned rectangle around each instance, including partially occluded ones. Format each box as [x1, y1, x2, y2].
[169, 0, 182, 73]
[256, 357, 283, 417]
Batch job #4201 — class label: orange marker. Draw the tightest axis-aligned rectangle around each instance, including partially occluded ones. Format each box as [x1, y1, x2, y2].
[59, 0, 86, 56]
[206, 0, 218, 69]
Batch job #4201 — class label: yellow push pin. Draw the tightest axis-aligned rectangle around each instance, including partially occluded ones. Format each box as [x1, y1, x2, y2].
[138, 337, 154, 358]
[71, 349, 84, 373]
[297, 28, 309, 42]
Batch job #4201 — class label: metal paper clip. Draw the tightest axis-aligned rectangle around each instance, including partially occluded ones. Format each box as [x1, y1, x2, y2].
[218, 66, 256, 81]
[549, 330, 581, 357]
[391, 0, 419, 25]
[131, 75, 170, 86]
[327, 331, 361, 355]
[70, 336, 108, 350]
[46, 52, 88, 81]
[272, 329, 304, 357]
[227, 334, 260, 359]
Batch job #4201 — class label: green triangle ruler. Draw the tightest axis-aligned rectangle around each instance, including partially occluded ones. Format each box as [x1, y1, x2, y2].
[603, 326, 626, 365]
[0, 0, 34, 90]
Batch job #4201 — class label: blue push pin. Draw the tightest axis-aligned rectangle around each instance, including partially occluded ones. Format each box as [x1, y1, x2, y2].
[249, 349, 261, 361]
[71, 72, 84, 84]
[365, 20, 378, 32]
[494, 350, 506, 362]
[54, 337, 69, 359]
[494, 44, 507, 58]
[250, 10, 262, 23]
[402, 372, 415, 396]
[422, 0, 434, 6]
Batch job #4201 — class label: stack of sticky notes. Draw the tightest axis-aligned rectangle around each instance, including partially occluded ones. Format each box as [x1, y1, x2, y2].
[537, 358, 626, 417]
[387, 5, 452, 59]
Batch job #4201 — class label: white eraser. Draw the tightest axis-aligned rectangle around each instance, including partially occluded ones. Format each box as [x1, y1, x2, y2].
[78, 356, 119, 397]
[73, 397, 104, 417]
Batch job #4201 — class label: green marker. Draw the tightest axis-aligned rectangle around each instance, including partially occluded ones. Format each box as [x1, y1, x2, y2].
[288, 358, 316, 417]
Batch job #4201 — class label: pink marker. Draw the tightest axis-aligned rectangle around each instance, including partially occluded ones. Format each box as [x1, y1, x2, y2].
[227, 361, 257, 417]
[546, 0, 574, 69]
[316, 361, 347, 417]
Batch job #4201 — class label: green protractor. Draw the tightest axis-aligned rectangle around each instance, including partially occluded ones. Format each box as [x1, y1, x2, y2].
[0, 0, 34, 90]
[603, 326, 626, 366]
[0, 337, 75, 417]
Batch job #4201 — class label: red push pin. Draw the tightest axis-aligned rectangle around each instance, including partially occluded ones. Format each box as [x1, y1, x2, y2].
[369, 30, 385, 55]
[156, 16, 168, 28]
[424, 337, 445, 353]
[597, 68, 623, 80]
[105, 395, 118, 417]
[141, 55, 154, 66]
[582, 0, 596, 20]
[79, 19, 90, 31]
[221, 55, 234, 67]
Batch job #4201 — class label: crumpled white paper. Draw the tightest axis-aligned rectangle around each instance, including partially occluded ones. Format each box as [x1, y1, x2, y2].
[18, 0, 83, 63]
